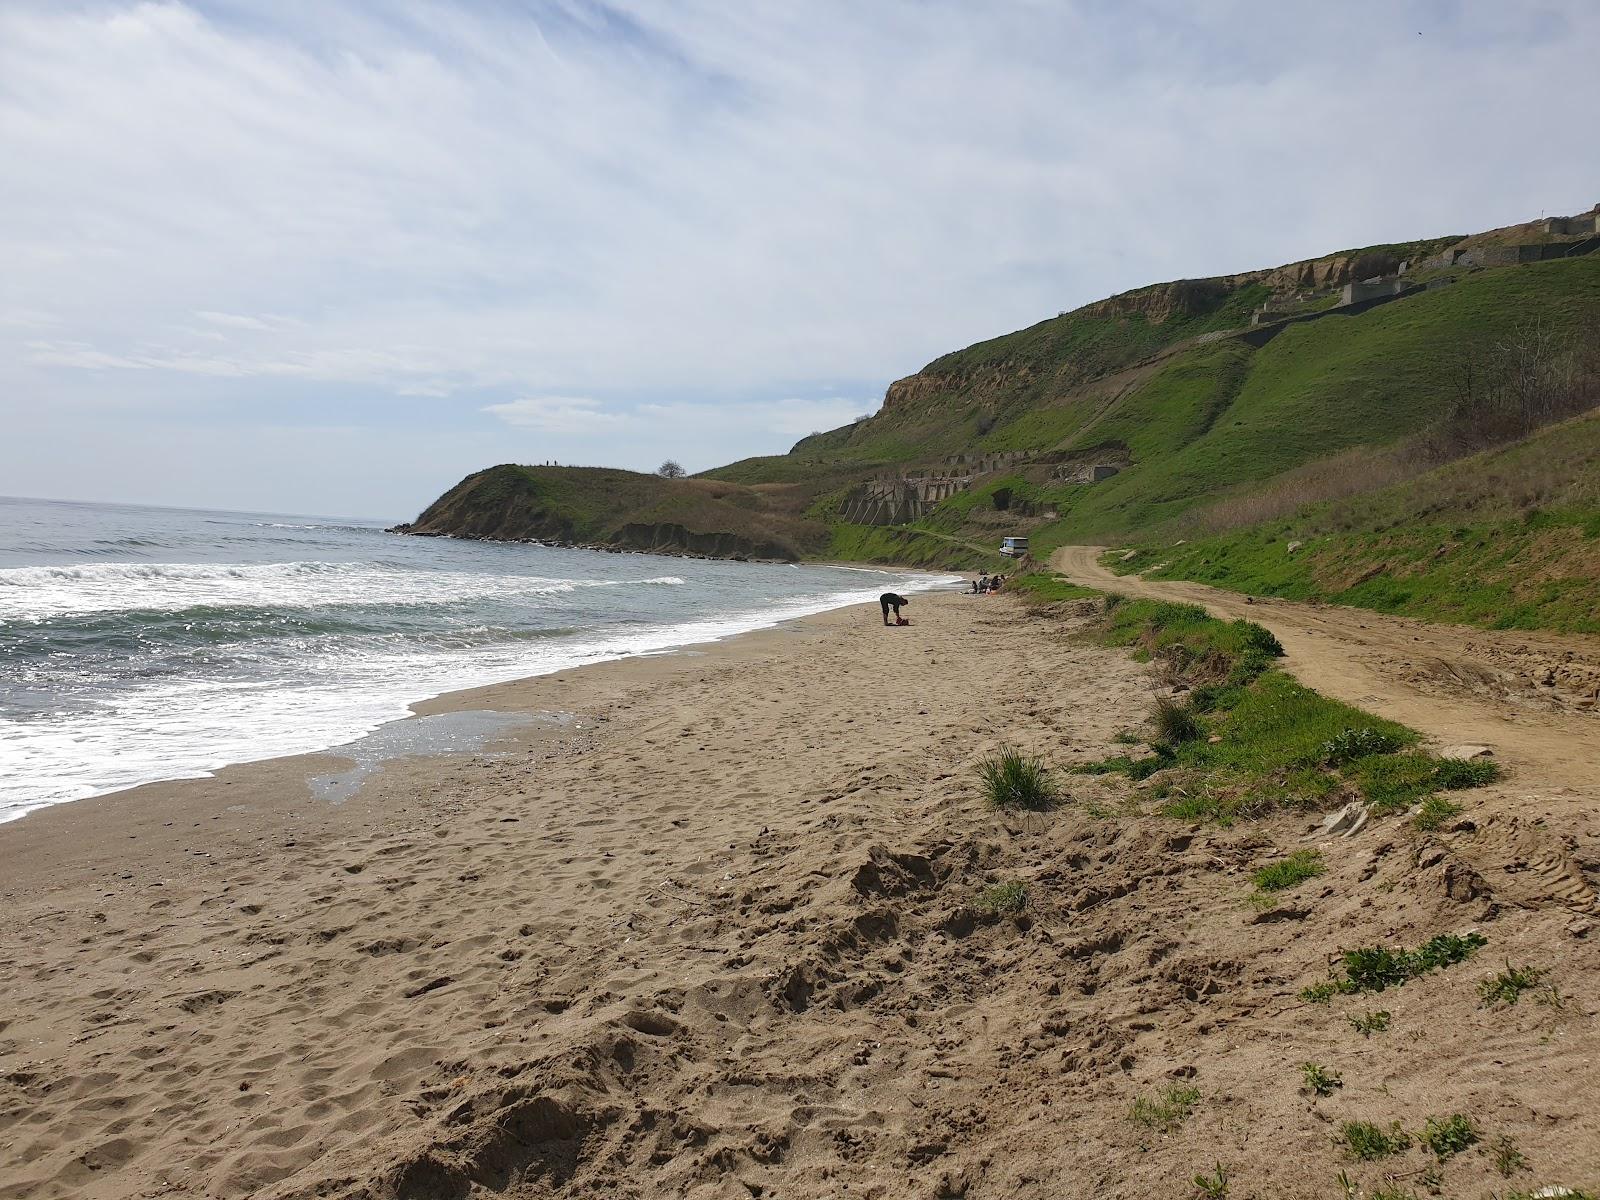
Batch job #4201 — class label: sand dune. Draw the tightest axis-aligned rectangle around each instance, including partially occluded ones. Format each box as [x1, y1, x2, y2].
[2, 593, 1597, 1198]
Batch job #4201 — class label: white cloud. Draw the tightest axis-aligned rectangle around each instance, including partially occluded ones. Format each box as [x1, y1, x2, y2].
[193, 311, 274, 332]
[484, 395, 632, 434]
[2, 1, 1599, 512]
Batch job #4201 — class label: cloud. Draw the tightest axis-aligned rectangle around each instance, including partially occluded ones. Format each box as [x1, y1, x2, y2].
[193, 311, 275, 332]
[2, 1, 1599, 512]
[484, 396, 632, 434]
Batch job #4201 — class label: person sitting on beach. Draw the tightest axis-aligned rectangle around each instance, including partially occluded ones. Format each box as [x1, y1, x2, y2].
[973, 575, 988, 593]
[880, 592, 910, 625]
[990, 575, 1004, 592]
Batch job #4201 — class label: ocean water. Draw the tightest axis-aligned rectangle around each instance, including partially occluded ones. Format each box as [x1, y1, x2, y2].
[0, 496, 951, 822]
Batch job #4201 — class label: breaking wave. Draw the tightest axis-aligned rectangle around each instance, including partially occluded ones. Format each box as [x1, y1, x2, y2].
[0, 560, 686, 621]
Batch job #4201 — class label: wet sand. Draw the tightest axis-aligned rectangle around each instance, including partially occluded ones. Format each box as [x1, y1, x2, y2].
[2, 591, 1597, 1199]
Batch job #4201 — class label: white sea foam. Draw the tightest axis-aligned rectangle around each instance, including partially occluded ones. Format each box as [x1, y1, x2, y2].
[0, 567, 955, 820]
[0, 559, 688, 620]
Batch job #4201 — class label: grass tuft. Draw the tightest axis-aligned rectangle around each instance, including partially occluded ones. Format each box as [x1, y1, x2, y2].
[1129, 1084, 1201, 1132]
[973, 879, 1028, 915]
[1413, 794, 1464, 831]
[1339, 1119, 1411, 1160]
[1191, 1163, 1229, 1199]
[1253, 849, 1324, 892]
[1152, 695, 1205, 744]
[1356, 752, 1500, 814]
[977, 747, 1059, 811]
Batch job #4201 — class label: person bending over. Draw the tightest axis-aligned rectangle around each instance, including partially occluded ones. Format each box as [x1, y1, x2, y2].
[880, 592, 910, 625]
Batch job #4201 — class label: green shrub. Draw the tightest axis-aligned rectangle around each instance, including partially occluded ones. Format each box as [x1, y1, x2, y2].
[1421, 1113, 1479, 1160]
[977, 747, 1059, 810]
[1309, 932, 1487, 997]
[1253, 849, 1324, 892]
[1323, 727, 1405, 766]
[1340, 1119, 1411, 1160]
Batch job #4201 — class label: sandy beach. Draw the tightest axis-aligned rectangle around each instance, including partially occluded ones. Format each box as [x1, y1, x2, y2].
[3, 591, 1597, 1199]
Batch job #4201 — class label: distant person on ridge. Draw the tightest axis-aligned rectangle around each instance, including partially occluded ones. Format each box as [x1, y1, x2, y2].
[880, 592, 910, 625]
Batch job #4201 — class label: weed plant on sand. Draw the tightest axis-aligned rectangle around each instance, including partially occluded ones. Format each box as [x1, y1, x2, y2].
[1128, 1083, 1201, 1132]
[1478, 962, 1547, 1007]
[977, 747, 1058, 811]
[1191, 1163, 1229, 1199]
[1339, 1119, 1412, 1160]
[1301, 1062, 1343, 1097]
[1421, 1113, 1480, 1160]
[1301, 932, 1487, 1001]
[1252, 849, 1324, 892]
[1348, 1010, 1391, 1037]
[1489, 1134, 1528, 1177]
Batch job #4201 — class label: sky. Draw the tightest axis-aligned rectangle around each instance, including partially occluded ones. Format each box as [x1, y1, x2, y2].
[2, 1, 1598, 520]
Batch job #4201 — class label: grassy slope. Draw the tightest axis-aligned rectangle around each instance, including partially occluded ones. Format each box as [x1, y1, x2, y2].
[1108, 409, 1600, 634]
[408, 236, 1600, 609]
[1019, 255, 1600, 549]
[405, 464, 828, 558]
[852, 254, 1597, 572]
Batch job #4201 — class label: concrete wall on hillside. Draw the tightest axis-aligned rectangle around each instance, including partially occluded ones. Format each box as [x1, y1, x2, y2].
[1341, 278, 1411, 304]
[838, 474, 976, 526]
[1053, 463, 1121, 484]
[1543, 212, 1600, 236]
[943, 450, 1029, 474]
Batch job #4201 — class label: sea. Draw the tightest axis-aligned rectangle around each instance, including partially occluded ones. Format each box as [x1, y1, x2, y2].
[0, 495, 953, 823]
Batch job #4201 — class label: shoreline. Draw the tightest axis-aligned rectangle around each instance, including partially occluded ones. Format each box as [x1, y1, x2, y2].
[1, 565, 961, 831]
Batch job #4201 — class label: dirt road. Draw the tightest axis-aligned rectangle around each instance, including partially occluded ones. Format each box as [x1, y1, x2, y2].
[1051, 545, 1600, 792]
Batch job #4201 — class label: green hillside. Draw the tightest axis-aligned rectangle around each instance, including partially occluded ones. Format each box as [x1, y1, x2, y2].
[1106, 409, 1600, 634]
[395, 464, 827, 561]
[400, 208, 1600, 605]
